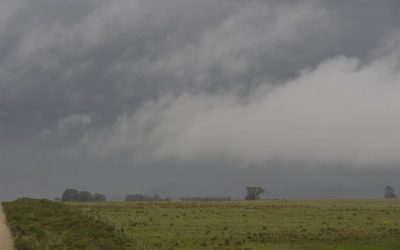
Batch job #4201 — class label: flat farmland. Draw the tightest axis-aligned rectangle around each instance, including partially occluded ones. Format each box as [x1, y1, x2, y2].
[72, 199, 400, 250]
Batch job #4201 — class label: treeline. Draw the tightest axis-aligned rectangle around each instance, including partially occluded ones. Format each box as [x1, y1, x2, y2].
[59, 189, 170, 202]
[125, 194, 166, 201]
[56, 185, 397, 202]
[61, 189, 106, 202]
[180, 197, 231, 201]
[58, 186, 268, 202]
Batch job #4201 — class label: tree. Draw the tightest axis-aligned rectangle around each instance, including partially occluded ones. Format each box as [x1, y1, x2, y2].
[384, 186, 396, 198]
[62, 189, 80, 202]
[245, 186, 265, 200]
[79, 191, 94, 202]
[93, 193, 106, 201]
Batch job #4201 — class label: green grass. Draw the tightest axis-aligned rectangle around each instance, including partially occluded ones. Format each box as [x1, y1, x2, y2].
[71, 199, 400, 250]
[4, 198, 400, 249]
[2, 198, 135, 250]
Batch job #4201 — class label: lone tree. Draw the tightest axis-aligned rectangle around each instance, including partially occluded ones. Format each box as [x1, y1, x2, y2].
[384, 186, 397, 198]
[245, 186, 265, 200]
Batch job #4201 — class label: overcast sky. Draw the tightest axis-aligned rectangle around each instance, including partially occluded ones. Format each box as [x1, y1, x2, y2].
[1, 0, 400, 200]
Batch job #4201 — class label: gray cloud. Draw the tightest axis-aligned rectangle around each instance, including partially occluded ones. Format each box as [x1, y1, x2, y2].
[1, 0, 400, 200]
[86, 51, 400, 166]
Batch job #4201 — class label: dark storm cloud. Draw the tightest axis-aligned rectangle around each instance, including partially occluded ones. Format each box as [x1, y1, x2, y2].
[1, 0, 400, 200]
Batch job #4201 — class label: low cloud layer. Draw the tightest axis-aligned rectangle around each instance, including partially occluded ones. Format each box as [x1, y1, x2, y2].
[88, 51, 400, 166]
[1, 0, 400, 200]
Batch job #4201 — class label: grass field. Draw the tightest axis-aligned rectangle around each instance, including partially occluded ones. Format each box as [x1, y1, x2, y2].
[71, 199, 400, 250]
[4, 199, 400, 249]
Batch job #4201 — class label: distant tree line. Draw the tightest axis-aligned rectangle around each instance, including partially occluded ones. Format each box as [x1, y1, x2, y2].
[61, 189, 106, 202]
[54, 185, 397, 202]
[125, 194, 164, 201]
[180, 197, 231, 201]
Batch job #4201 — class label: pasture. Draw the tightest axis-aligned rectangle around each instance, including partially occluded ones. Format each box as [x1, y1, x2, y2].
[72, 199, 400, 249]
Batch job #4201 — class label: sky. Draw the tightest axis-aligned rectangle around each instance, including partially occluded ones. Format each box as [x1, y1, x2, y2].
[1, 0, 400, 200]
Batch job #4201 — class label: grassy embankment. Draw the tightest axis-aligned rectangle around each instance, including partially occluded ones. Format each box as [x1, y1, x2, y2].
[2, 198, 134, 250]
[73, 199, 400, 250]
